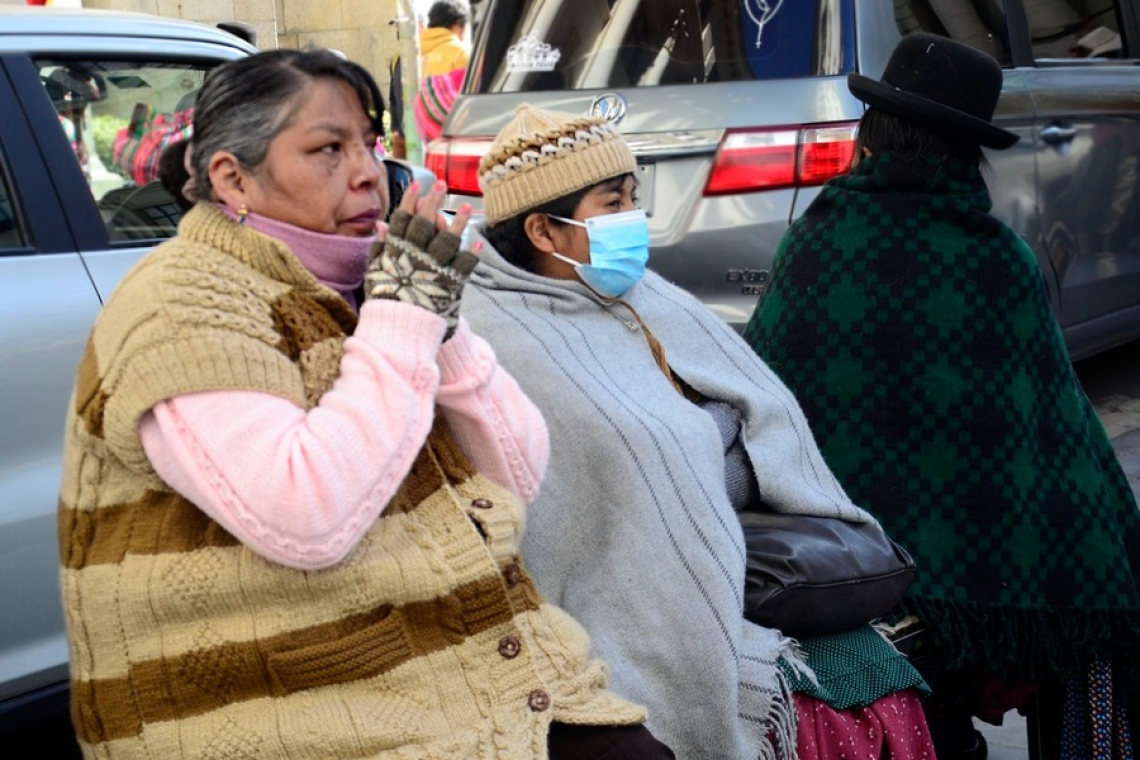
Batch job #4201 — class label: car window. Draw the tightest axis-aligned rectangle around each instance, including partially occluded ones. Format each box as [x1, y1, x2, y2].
[894, 0, 1012, 62]
[36, 59, 209, 242]
[1023, 0, 1128, 60]
[895, 0, 1130, 64]
[472, 0, 855, 93]
[0, 157, 24, 250]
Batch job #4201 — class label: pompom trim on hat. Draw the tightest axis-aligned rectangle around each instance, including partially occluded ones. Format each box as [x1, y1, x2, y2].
[479, 105, 637, 224]
[480, 120, 614, 183]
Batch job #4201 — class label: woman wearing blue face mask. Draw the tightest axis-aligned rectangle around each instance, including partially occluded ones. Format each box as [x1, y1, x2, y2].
[476, 144, 649, 298]
[462, 104, 938, 760]
[542, 207, 650, 297]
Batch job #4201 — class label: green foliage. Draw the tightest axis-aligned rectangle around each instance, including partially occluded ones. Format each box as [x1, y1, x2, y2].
[90, 114, 128, 175]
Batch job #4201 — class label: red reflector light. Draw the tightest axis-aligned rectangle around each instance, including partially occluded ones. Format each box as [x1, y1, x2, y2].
[799, 124, 859, 186]
[703, 122, 858, 196]
[423, 137, 492, 196]
[424, 142, 448, 182]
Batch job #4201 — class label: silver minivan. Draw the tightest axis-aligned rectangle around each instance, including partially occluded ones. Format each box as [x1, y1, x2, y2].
[428, 0, 1140, 361]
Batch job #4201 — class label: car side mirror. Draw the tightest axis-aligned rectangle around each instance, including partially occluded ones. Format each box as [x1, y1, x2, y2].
[217, 21, 258, 47]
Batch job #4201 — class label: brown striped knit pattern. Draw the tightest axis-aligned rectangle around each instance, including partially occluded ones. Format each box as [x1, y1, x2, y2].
[58, 204, 645, 759]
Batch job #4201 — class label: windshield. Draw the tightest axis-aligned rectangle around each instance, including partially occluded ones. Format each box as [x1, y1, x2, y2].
[469, 0, 853, 93]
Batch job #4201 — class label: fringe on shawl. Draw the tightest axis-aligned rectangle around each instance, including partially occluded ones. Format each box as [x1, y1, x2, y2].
[902, 597, 1140, 697]
[760, 653, 803, 760]
[782, 636, 818, 687]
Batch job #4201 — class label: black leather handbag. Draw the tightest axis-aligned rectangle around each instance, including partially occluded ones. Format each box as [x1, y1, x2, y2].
[739, 510, 916, 637]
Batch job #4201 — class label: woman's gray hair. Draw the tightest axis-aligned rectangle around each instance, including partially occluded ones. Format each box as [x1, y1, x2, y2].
[190, 48, 385, 198]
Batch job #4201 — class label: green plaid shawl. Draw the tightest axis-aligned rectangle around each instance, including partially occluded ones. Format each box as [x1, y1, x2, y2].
[744, 153, 1140, 685]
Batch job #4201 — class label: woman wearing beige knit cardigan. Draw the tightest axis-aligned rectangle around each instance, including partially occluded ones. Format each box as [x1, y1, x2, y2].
[57, 48, 672, 760]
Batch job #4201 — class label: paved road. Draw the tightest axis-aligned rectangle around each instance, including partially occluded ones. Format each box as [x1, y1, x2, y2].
[1078, 338, 1140, 442]
[1113, 426, 1140, 505]
[1079, 338, 1140, 503]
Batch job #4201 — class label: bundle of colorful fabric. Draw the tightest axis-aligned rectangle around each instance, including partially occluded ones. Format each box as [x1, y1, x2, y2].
[413, 66, 464, 146]
[112, 105, 193, 184]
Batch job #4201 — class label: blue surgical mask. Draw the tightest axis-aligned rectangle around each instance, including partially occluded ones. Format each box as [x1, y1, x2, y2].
[548, 209, 650, 298]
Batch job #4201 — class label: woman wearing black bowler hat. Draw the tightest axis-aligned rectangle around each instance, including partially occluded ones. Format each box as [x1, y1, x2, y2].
[745, 32, 1140, 760]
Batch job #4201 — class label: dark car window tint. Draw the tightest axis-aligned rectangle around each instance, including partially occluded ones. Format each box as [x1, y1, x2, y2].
[472, 0, 853, 93]
[0, 159, 24, 250]
[1024, 0, 1128, 60]
[896, 0, 1129, 64]
[894, 0, 1012, 63]
[36, 59, 209, 242]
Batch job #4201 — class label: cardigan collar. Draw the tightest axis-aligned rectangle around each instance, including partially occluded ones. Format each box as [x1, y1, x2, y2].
[179, 203, 359, 332]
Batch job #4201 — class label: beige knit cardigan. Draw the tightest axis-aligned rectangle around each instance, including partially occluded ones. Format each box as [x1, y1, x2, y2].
[58, 205, 644, 759]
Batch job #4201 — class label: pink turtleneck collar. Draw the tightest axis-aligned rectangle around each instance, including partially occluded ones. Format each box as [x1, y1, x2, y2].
[218, 204, 373, 311]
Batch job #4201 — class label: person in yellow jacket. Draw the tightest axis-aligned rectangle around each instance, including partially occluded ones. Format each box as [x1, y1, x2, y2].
[419, 0, 469, 77]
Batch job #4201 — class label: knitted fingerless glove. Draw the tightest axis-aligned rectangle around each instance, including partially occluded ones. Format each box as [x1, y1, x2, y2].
[365, 210, 479, 339]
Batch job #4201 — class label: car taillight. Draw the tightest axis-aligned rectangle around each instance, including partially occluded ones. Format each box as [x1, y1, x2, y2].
[424, 137, 493, 196]
[424, 141, 449, 183]
[798, 124, 859, 185]
[704, 122, 858, 196]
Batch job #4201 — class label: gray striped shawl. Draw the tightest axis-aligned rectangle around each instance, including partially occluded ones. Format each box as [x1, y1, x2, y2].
[461, 236, 874, 760]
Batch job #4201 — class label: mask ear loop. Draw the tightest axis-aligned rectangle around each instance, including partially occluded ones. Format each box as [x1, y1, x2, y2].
[547, 213, 587, 229]
[545, 214, 589, 269]
[549, 251, 580, 267]
[545, 216, 593, 288]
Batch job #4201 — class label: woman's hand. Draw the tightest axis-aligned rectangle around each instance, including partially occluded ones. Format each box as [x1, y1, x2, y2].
[364, 181, 480, 339]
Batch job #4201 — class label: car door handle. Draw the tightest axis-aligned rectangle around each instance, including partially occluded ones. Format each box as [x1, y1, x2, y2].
[1040, 124, 1077, 144]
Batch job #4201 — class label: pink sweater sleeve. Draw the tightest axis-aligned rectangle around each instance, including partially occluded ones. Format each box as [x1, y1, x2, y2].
[436, 318, 549, 503]
[139, 301, 548, 570]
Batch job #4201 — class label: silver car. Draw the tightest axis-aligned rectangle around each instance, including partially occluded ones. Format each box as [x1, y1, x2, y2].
[429, 0, 1140, 361]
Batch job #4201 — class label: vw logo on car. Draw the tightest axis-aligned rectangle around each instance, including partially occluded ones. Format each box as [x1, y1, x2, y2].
[589, 93, 627, 125]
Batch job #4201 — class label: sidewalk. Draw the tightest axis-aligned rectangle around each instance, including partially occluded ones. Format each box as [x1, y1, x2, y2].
[1114, 426, 1140, 504]
[979, 711, 1030, 760]
[974, 426, 1140, 759]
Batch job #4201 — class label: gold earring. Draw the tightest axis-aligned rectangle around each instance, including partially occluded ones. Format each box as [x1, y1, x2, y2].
[237, 203, 249, 225]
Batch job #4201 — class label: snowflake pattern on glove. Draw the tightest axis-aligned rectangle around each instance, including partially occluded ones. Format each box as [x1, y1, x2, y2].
[365, 211, 478, 339]
[368, 239, 451, 310]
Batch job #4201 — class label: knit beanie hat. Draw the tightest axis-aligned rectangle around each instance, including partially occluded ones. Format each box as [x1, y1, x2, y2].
[478, 104, 636, 225]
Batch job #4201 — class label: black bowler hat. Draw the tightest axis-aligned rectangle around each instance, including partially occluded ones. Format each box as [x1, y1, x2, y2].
[847, 33, 1019, 150]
